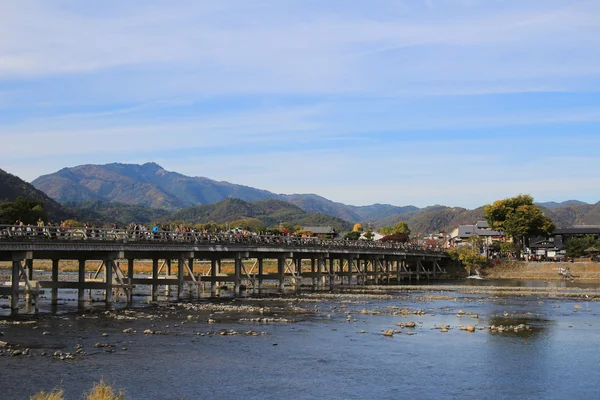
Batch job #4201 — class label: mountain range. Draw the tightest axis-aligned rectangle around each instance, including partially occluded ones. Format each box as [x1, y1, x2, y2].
[0, 162, 597, 233]
[32, 162, 419, 223]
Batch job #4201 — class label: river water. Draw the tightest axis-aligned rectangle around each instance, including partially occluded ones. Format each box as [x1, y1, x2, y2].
[0, 280, 599, 399]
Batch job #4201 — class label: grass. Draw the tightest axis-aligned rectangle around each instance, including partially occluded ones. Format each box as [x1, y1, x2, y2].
[84, 379, 125, 400]
[29, 388, 64, 400]
[30, 380, 125, 400]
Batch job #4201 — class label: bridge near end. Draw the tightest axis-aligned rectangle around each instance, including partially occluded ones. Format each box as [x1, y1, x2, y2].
[0, 225, 451, 313]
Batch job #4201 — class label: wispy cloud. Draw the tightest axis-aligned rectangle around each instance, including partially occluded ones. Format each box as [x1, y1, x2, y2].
[1, 0, 599, 207]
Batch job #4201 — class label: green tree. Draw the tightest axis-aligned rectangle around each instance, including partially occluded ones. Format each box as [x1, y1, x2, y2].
[379, 221, 411, 238]
[0, 197, 48, 224]
[229, 218, 265, 232]
[344, 231, 361, 240]
[448, 246, 488, 275]
[566, 236, 600, 258]
[362, 229, 375, 241]
[484, 195, 554, 258]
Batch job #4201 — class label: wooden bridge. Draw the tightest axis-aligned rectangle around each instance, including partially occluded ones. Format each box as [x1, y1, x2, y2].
[0, 225, 450, 313]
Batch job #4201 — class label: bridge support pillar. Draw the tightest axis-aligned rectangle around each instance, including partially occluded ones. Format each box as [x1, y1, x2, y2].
[295, 258, 302, 293]
[329, 258, 335, 291]
[210, 259, 218, 296]
[26, 259, 33, 282]
[317, 258, 324, 288]
[258, 258, 264, 292]
[78, 259, 86, 306]
[152, 258, 159, 302]
[51, 259, 59, 305]
[165, 259, 172, 297]
[177, 257, 184, 299]
[277, 256, 286, 292]
[11, 259, 20, 313]
[105, 259, 114, 303]
[127, 259, 134, 304]
[234, 254, 242, 297]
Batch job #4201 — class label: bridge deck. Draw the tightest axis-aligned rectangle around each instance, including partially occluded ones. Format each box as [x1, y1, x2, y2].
[0, 225, 450, 314]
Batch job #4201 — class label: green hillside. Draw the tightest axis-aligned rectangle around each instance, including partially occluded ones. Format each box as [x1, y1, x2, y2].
[169, 198, 353, 231]
[0, 168, 76, 223]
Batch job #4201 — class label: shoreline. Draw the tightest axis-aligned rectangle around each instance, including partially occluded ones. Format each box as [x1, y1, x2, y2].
[482, 261, 600, 281]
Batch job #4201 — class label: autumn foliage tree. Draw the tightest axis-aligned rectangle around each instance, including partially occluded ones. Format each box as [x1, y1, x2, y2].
[484, 194, 554, 257]
[379, 221, 411, 242]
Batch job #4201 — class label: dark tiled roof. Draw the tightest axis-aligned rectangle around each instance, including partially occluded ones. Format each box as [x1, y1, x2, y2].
[554, 226, 600, 235]
[302, 226, 336, 234]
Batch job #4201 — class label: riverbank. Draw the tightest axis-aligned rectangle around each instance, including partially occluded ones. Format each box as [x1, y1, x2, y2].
[483, 261, 600, 281]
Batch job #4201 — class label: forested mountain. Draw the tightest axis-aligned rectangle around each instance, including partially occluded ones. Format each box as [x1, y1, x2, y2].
[169, 198, 353, 231]
[536, 200, 589, 210]
[32, 162, 276, 210]
[67, 200, 170, 226]
[32, 163, 418, 222]
[375, 205, 486, 235]
[22, 162, 600, 234]
[542, 202, 600, 228]
[0, 168, 76, 222]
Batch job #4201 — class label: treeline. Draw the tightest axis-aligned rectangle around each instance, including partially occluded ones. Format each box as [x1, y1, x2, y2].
[566, 236, 600, 258]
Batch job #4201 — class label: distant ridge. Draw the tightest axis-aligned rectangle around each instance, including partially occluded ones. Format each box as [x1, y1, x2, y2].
[536, 200, 589, 209]
[28, 162, 600, 233]
[32, 162, 418, 222]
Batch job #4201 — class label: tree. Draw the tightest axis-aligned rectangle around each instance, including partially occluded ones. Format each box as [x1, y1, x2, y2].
[448, 246, 488, 275]
[379, 221, 411, 238]
[566, 236, 600, 258]
[229, 218, 265, 232]
[391, 221, 411, 236]
[344, 231, 361, 240]
[484, 195, 555, 258]
[353, 223, 363, 232]
[0, 197, 48, 224]
[362, 229, 375, 241]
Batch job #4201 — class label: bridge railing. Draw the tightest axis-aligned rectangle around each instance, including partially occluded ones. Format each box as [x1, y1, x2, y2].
[0, 225, 445, 254]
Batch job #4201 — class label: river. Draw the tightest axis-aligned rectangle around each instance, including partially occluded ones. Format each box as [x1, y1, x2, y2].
[0, 280, 599, 399]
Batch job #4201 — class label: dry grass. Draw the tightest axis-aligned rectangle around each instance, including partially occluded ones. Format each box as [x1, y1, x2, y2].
[84, 379, 125, 400]
[30, 380, 125, 400]
[484, 260, 600, 280]
[30, 388, 64, 400]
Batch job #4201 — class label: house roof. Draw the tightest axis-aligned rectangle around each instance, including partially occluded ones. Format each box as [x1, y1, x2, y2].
[529, 235, 564, 250]
[554, 226, 600, 235]
[452, 224, 503, 238]
[302, 226, 336, 234]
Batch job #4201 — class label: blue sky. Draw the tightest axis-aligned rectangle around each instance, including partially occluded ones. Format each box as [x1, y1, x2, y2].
[1, 0, 599, 208]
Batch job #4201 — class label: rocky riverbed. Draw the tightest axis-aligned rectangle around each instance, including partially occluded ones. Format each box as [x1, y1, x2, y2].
[1, 281, 599, 399]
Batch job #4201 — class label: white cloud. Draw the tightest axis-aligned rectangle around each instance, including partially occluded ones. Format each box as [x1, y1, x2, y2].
[1, 0, 599, 207]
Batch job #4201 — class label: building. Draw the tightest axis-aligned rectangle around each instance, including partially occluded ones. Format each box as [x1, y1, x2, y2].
[449, 221, 505, 247]
[528, 225, 600, 259]
[301, 226, 338, 239]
